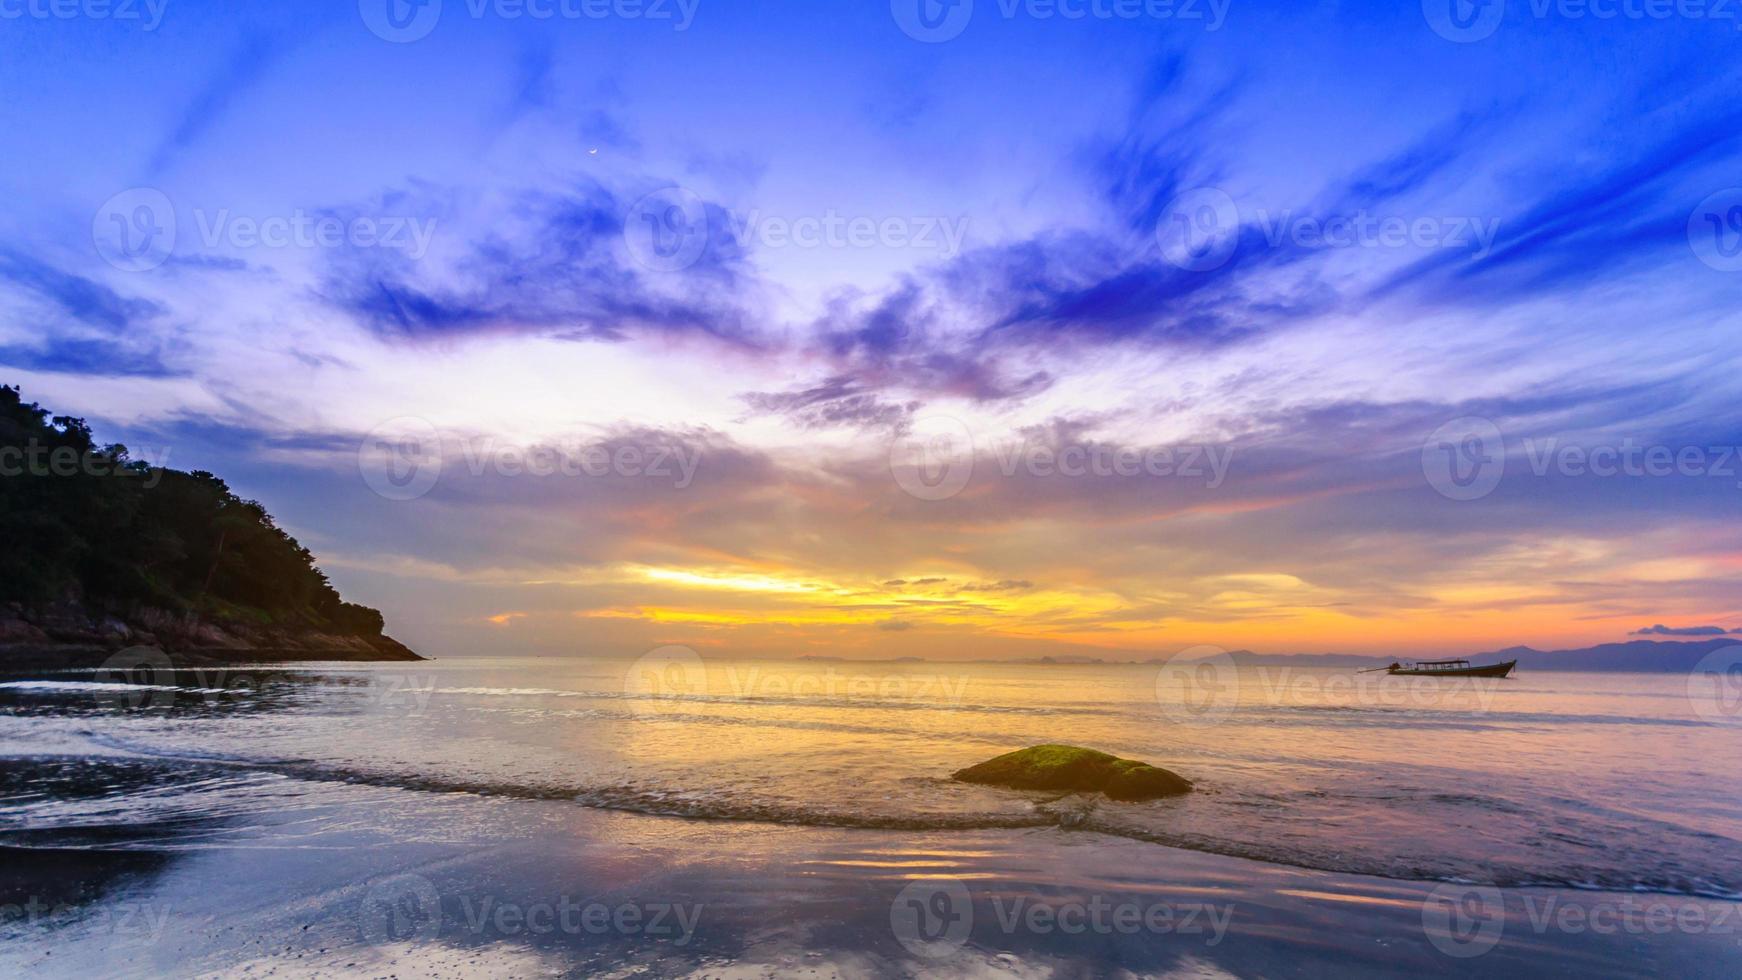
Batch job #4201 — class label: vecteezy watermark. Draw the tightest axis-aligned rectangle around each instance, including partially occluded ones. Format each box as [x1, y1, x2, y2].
[359, 417, 445, 501]
[358, 0, 700, 43]
[621, 645, 973, 715]
[1423, 418, 1742, 501]
[1519, 894, 1742, 938]
[891, 879, 974, 958]
[888, 416, 1236, 502]
[358, 420, 703, 501]
[1422, 883, 1742, 959]
[1422, 417, 1506, 502]
[620, 187, 971, 273]
[0, 896, 172, 945]
[889, 416, 977, 502]
[1423, 0, 1742, 43]
[190, 209, 437, 259]
[92, 646, 179, 711]
[359, 874, 444, 944]
[358, 0, 442, 42]
[713, 664, 971, 704]
[358, 874, 703, 945]
[1689, 189, 1742, 272]
[989, 440, 1234, 487]
[0, 441, 171, 487]
[721, 210, 970, 258]
[890, 877, 1234, 958]
[1156, 187, 1503, 272]
[890, 0, 1230, 43]
[93, 188, 175, 272]
[92, 188, 437, 271]
[1154, 645, 1240, 724]
[1154, 645, 1509, 725]
[1156, 187, 1241, 272]
[88, 651, 404, 713]
[623, 644, 708, 716]
[1422, 884, 1507, 957]
[454, 437, 701, 488]
[1419, 0, 1508, 41]
[1254, 209, 1502, 257]
[1520, 438, 1742, 485]
[988, 894, 1233, 943]
[1688, 644, 1742, 724]
[622, 187, 711, 273]
[366, 672, 439, 715]
[456, 895, 703, 943]
[0, 0, 169, 30]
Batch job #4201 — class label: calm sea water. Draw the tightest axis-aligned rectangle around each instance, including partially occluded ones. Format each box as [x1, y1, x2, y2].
[2, 656, 1739, 899]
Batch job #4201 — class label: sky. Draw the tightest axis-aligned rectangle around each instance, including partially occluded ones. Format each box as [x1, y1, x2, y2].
[3, 0, 1742, 659]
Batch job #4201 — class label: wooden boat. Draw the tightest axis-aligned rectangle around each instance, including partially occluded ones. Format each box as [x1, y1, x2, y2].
[1368, 658, 1517, 678]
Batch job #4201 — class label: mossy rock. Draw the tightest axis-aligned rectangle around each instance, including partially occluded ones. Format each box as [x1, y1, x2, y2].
[951, 744, 1191, 801]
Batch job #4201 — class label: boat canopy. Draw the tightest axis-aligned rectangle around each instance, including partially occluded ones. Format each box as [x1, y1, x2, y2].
[1412, 659, 1471, 666]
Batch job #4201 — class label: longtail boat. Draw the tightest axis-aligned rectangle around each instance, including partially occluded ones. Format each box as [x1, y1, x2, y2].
[1362, 658, 1517, 678]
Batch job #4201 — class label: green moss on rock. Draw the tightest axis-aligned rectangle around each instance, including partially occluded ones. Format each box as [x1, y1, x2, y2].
[951, 744, 1191, 801]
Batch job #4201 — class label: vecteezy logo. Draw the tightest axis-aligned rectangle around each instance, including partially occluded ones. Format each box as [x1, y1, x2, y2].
[93, 646, 177, 711]
[359, 874, 443, 944]
[1422, 0, 1505, 42]
[1689, 189, 1742, 273]
[358, 417, 444, 501]
[622, 187, 711, 273]
[623, 644, 707, 716]
[1154, 645, 1238, 724]
[1422, 417, 1505, 501]
[1156, 188, 1240, 272]
[890, 878, 972, 958]
[1688, 644, 1742, 724]
[891, 0, 974, 42]
[889, 416, 975, 501]
[359, 0, 443, 43]
[93, 188, 176, 272]
[1421, 883, 1504, 958]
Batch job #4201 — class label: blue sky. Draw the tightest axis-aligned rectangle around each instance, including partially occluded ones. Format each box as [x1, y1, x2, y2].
[4, 0, 1742, 658]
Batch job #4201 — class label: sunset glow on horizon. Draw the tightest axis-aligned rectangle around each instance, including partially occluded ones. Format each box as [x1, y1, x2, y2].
[5, 1, 1741, 660]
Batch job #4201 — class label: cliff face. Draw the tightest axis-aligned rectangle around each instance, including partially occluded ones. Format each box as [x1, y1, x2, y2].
[0, 601, 423, 668]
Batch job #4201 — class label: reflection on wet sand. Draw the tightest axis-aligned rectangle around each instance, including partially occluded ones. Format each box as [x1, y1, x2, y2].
[2, 802, 1737, 978]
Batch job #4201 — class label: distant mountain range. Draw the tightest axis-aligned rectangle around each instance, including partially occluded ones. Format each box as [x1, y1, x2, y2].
[1473, 638, 1740, 672]
[1003, 639, 1741, 672]
[1179, 639, 1741, 672]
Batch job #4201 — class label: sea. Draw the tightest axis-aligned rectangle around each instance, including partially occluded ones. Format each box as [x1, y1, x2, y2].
[1, 655, 1739, 977]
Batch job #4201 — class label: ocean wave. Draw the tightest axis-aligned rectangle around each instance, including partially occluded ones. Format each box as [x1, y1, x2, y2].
[0, 681, 231, 695]
[1071, 818, 1742, 902]
[464, 703, 1021, 744]
[1246, 702, 1726, 727]
[26, 735, 1738, 902]
[429, 686, 1119, 716]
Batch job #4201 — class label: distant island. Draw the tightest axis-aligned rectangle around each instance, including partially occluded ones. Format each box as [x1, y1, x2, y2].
[0, 386, 420, 667]
[1172, 642, 1740, 673]
[997, 640, 1740, 673]
[795, 654, 926, 663]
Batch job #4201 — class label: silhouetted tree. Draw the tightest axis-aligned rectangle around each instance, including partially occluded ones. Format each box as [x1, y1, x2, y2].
[0, 385, 385, 636]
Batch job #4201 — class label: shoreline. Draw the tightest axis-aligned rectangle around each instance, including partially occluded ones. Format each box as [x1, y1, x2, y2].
[6, 793, 1734, 905]
[3, 802, 1737, 978]
[1, 602, 424, 669]
[7, 813, 1738, 907]
[0, 640, 424, 671]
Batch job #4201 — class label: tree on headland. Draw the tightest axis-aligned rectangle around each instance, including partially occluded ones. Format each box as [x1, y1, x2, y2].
[0, 385, 387, 637]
